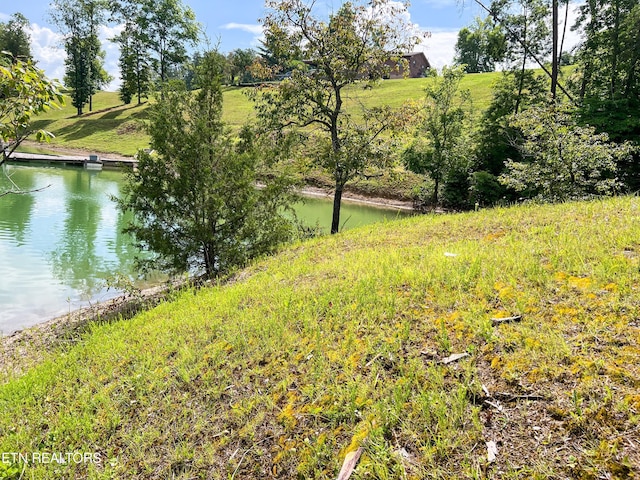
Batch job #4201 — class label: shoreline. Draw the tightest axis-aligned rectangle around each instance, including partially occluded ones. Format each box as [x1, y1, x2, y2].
[16, 141, 415, 211]
[0, 282, 176, 378]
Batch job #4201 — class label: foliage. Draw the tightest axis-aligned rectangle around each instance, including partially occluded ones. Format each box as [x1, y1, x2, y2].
[499, 102, 633, 201]
[470, 170, 507, 205]
[118, 51, 295, 277]
[0, 55, 63, 173]
[573, 0, 640, 106]
[256, 28, 304, 80]
[0, 13, 32, 61]
[442, 160, 473, 210]
[493, 0, 550, 67]
[571, 0, 640, 190]
[454, 16, 506, 73]
[136, 0, 200, 84]
[254, 0, 423, 233]
[111, 0, 152, 104]
[226, 48, 258, 85]
[403, 66, 472, 207]
[474, 69, 548, 179]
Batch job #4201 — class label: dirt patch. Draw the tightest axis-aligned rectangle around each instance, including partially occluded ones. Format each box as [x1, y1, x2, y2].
[116, 121, 144, 135]
[20, 140, 133, 161]
[299, 185, 414, 211]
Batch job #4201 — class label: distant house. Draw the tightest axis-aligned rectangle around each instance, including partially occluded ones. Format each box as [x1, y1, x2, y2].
[386, 52, 431, 79]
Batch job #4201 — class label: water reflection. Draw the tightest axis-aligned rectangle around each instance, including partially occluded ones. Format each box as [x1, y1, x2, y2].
[0, 166, 37, 244]
[50, 170, 102, 295]
[0, 165, 140, 333]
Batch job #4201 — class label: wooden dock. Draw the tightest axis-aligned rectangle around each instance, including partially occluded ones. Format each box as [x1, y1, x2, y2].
[7, 152, 138, 169]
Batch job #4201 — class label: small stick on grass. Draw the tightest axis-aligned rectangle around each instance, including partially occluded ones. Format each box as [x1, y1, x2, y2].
[440, 352, 470, 364]
[491, 315, 523, 325]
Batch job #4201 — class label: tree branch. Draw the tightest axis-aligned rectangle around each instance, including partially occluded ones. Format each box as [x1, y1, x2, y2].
[473, 0, 576, 105]
[0, 184, 52, 198]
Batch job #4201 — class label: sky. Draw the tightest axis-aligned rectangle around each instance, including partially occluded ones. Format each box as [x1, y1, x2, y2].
[0, 0, 584, 91]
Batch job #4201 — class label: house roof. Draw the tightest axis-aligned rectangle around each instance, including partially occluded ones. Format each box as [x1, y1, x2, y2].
[402, 52, 430, 62]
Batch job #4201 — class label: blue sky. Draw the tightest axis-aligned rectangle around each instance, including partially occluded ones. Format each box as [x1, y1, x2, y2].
[1, 0, 582, 90]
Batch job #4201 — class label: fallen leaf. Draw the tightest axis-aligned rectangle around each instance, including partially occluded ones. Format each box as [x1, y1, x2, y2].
[486, 441, 498, 463]
[336, 447, 364, 480]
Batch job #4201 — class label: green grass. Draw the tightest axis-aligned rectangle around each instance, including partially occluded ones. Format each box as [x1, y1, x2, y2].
[1, 196, 639, 479]
[25, 72, 503, 158]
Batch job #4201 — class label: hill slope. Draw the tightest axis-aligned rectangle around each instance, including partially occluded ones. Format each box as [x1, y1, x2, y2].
[25, 73, 501, 157]
[1, 197, 639, 479]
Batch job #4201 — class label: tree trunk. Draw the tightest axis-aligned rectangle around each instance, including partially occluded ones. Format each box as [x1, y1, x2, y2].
[559, 0, 569, 64]
[432, 176, 440, 205]
[515, 58, 527, 115]
[551, 0, 559, 99]
[331, 180, 344, 234]
[610, 0, 621, 98]
[515, 10, 528, 115]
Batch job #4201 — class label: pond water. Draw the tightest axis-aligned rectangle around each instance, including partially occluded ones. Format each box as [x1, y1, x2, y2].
[0, 164, 409, 334]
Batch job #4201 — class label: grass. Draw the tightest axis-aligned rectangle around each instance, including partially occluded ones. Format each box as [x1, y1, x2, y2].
[1, 196, 639, 479]
[25, 72, 502, 158]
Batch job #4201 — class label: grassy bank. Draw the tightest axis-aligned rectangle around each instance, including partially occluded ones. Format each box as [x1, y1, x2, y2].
[1, 196, 639, 479]
[25, 73, 501, 158]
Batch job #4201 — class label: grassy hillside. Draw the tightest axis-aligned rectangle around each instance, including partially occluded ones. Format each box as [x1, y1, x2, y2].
[1, 197, 638, 479]
[25, 72, 501, 158]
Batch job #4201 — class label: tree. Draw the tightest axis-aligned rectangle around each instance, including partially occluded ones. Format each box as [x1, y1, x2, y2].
[137, 0, 200, 84]
[111, 0, 152, 104]
[254, 0, 423, 234]
[50, 0, 111, 115]
[571, 0, 640, 190]
[257, 29, 308, 81]
[454, 16, 506, 73]
[497, 0, 551, 112]
[1, 56, 63, 195]
[0, 13, 33, 61]
[402, 66, 472, 207]
[117, 51, 295, 277]
[227, 49, 257, 85]
[499, 102, 633, 201]
[474, 69, 547, 177]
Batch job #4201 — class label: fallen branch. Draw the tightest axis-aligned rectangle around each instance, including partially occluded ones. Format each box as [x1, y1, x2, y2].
[493, 392, 548, 402]
[491, 315, 523, 325]
[0, 184, 52, 197]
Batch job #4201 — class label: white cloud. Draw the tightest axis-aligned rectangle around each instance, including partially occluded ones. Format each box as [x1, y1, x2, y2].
[416, 28, 459, 70]
[28, 23, 123, 92]
[98, 24, 125, 91]
[221, 23, 264, 35]
[0, 12, 10, 22]
[28, 23, 65, 82]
